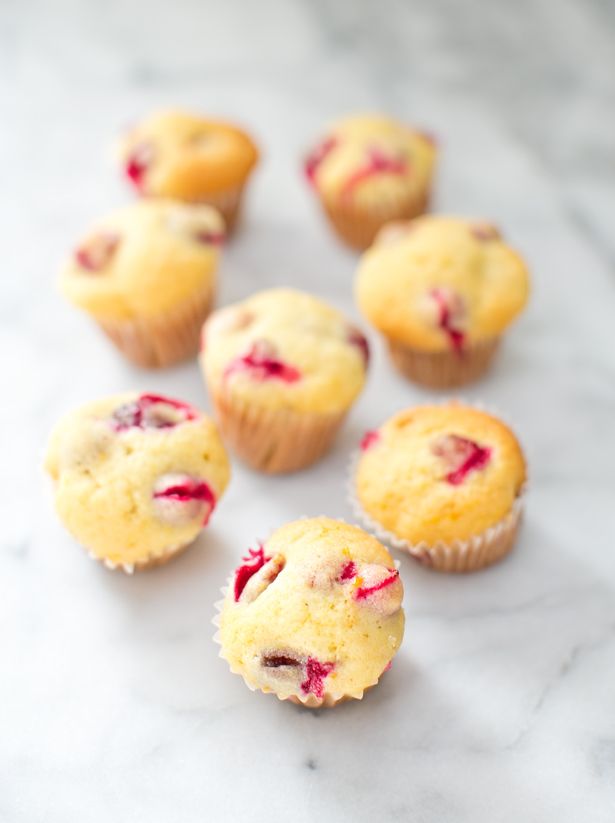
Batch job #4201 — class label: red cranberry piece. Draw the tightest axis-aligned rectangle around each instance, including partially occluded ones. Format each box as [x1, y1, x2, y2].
[431, 434, 492, 485]
[300, 657, 335, 699]
[224, 340, 301, 384]
[111, 393, 198, 432]
[354, 568, 399, 601]
[338, 560, 357, 582]
[240, 554, 285, 603]
[360, 430, 380, 451]
[341, 147, 408, 199]
[152, 474, 216, 526]
[125, 142, 154, 192]
[347, 327, 370, 368]
[194, 230, 225, 246]
[74, 232, 120, 272]
[471, 223, 500, 242]
[429, 287, 466, 353]
[233, 545, 270, 601]
[304, 136, 338, 185]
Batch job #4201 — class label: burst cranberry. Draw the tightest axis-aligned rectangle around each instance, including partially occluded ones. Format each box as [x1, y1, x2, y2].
[341, 147, 408, 199]
[304, 136, 338, 185]
[429, 287, 466, 353]
[152, 474, 216, 525]
[125, 142, 154, 192]
[360, 430, 380, 451]
[75, 232, 119, 272]
[347, 327, 370, 368]
[300, 657, 335, 698]
[111, 393, 198, 432]
[224, 340, 301, 383]
[354, 565, 403, 617]
[354, 568, 399, 600]
[233, 545, 270, 601]
[338, 560, 357, 582]
[432, 434, 492, 485]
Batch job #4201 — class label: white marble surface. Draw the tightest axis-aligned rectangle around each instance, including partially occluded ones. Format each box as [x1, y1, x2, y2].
[4, 1, 615, 821]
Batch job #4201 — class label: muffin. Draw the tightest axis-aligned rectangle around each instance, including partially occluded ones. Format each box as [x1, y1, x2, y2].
[200, 288, 369, 473]
[215, 517, 405, 707]
[44, 392, 230, 572]
[59, 199, 224, 368]
[304, 114, 436, 250]
[352, 403, 526, 572]
[355, 216, 530, 387]
[118, 110, 259, 231]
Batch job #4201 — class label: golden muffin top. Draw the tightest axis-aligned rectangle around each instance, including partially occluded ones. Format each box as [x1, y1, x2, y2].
[355, 215, 530, 350]
[355, 403, 526, 545]
[44, 393, 231, 568]
[200, 288, 369, 415]
[59, 199, 224, 320]
[218, 517, 405, 704]
[305, 114, 436, 209]
[118, 110, 259, 199]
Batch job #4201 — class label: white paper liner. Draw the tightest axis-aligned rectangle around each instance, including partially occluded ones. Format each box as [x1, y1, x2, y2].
[212, 519, 400, 708]
[86, 539, 191, 575]
[347, 398, 529, 573]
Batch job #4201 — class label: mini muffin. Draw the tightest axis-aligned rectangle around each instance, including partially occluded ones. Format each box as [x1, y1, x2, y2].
[44, 392, 230, 572]
[304, 114, 436, 250]
[59, 200, 224, 368]
[215, 517, 404, 707]
[200, 288, 369, 473]
[353, 404, 526, 572]
[118, 110, 259, 231]
[355, 216, 530, 387]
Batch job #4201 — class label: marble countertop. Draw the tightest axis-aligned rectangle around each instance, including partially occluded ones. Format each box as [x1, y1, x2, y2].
[4, 1, 615, 820]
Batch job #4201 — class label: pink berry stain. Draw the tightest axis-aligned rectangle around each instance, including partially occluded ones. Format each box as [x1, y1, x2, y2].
[432, 434, 492, 486]
[304, 136, 338, 185]
[342, 147, 408, 200]
[354, 569, 399, 601]
[111, 393, 197, 432]
[233, 545, 271, 601]
[347, 328, 370, 368]
[471, 223, 500, 242]
[224, 340, 301, 383]
[125, 142, 153, 192]
[360, 430, 380, 451]
[429, 287, 466, 353]
[300, 657, 335, 699]
[75, 232, 120, 272]
[153, 477, 216, 525]
[338, 560, 358, 582]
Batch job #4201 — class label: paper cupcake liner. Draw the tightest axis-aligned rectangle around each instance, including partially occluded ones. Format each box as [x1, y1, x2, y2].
[196, 185, 245, 234]
[209, 388, 347, 474]
[212, 569, 390, 709]
[87, 539, 193, 575]
[320, 188, 430, 251]
[347, 399, 528, 573]
[386, 337, 501, 389]
[97, 282, 215, 368]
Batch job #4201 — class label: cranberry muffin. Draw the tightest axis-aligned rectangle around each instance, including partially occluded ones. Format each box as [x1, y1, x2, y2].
[215, 517, 404, 707]
[44, 393, 230, 572]
[304, 114, 436, 250]
[118, 110, 259, 231]
[200, 288, 369, 473]
[353, 403, 527, 572]
[355, 216, 530, 387]
[59, 200, 224, 367]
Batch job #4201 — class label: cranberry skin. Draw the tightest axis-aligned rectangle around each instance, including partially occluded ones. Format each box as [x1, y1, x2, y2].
[360, 430, 380, 451]
[304, 136, 338, 185]
[111, 393, 198, 432]
[125, 142, 154, 193]
[341, 147, 408, 200]
[224, 340, 301, 384]
[300, 657, 335, 698]
[347, 327, 370, 369]
[431, 434, 492, 485]
[233, 546, 270, 602]
[152, 474, 216, 526]
[429, 287, 466, 353]
[74, 232, 120, 272]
